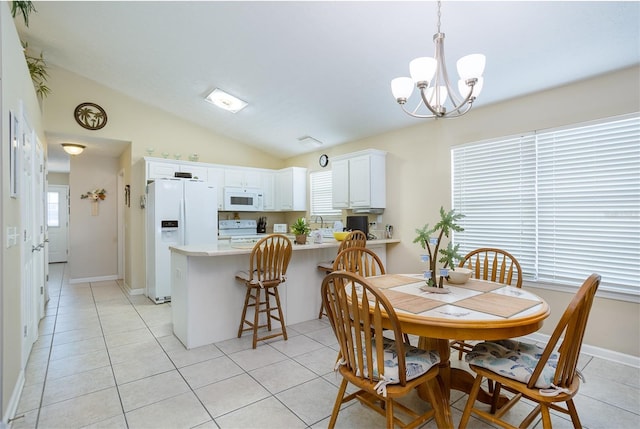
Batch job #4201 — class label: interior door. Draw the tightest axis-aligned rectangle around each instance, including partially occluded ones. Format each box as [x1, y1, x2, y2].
[47, 185, 69, 263]
[33, 139, 46, 319]
[20, 114, 37, 367]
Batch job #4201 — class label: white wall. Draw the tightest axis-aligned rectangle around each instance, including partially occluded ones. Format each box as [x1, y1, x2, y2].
[1, 2, 45, 420]
[286, 66, 640, 357]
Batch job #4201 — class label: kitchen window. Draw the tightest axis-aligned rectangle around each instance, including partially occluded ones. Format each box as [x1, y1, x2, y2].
[452, 113, 640, 300]
[310, 170, 341, 220]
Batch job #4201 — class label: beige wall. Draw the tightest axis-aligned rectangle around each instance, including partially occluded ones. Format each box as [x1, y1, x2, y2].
[42, 66, 287, 292]
[1, 2, 46, 418]
[287, 66, 640, 357]
[69, 154, 119, 280]
[47, 172, 69, 185]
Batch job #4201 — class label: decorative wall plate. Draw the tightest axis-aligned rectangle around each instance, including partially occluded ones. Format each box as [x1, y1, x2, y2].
[74, 102, 108, 130]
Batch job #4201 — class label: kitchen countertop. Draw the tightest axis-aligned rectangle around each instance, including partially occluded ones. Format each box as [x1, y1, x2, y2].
[170, 237, 400, 256]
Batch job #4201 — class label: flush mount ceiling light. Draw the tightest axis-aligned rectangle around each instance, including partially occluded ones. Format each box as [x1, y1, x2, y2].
[391, 1, 486, 119]
[297, 136, 323, 147]
[61, 143, 86, 155]
[205, 88, 248, 113]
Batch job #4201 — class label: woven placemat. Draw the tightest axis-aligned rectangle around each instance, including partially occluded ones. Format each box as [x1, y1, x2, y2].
[448, 278, 505, 292]
[381, 290, 443, 314]
[454, 293, 541, 318]
[367, 274, 421, 289]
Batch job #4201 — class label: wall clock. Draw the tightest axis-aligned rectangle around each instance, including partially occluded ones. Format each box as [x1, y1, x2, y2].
[319, 154, 329, 168]
[74, 102, 108, 130]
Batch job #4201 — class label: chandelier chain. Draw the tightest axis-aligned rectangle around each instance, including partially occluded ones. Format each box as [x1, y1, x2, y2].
[436, 1, 442, 33]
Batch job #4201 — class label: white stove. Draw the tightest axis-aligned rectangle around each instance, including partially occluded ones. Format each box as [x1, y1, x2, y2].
[218, 220, 267, 244]
[219, 219, 257, 236]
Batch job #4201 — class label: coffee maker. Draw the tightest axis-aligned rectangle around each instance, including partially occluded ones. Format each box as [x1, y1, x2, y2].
[346, 215, 369, 238]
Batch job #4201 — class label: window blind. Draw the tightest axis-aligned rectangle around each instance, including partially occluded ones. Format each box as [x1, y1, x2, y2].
[452, 114, 640, 296]
[310, 170, 341, 218]
[452, 134, 537, 280]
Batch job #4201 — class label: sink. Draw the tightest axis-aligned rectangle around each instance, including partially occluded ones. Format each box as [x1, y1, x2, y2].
[319, 228, 336, 238]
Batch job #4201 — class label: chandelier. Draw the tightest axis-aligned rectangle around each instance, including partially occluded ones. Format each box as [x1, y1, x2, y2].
[391, 1, 486, 119]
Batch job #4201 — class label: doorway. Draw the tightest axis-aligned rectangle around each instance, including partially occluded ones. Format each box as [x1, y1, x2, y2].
[47, 185, 69, 263]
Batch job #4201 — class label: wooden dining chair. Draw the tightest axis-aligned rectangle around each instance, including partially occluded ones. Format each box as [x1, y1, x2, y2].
[236, 234, 292, 349]
[459, 273, 601, 429]
[451, 247, 523, 359]
[317, 230, 367, 318]
[321, 270, 452, 429]
[332, 247, 411, 345]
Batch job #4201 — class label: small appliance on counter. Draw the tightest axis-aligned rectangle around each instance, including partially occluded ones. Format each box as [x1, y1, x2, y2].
[257, 216, 267, 233]
[273, 223, 287, 233]
[346, 215, 369, 238]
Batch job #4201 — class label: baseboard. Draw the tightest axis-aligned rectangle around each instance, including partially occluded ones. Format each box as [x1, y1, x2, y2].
[118, 280, 144, 296]
[69, 274, 119, 284]
[3, 369, 25, 427]
[524, 332, 640, 368]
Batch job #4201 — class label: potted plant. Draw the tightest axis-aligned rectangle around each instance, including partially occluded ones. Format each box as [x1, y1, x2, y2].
[291, 217, 310, 244]
[413, 206, 465, 288]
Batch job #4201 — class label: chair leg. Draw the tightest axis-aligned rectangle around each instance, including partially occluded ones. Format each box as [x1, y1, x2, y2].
[459, 373, 484, 429]
[252, 287, 261, 349]
[385, 397, 394, 428]
[328, 378, 349, 429]
[237, 286, 252, 338]
[272, 286, 288, 340]
[318, 301, 324, 319]
[566, 399, 582, 428]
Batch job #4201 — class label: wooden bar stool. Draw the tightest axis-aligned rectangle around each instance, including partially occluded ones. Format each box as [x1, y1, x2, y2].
[236, 234, 292, 349]
[316, 230, 367, 318]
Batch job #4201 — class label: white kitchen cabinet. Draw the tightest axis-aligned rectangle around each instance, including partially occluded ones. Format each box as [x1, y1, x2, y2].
[224, 167, 262, 188]
[331, 158, 350, 208]
[207, 167, 226, 210]
[146, 159, 207, 182]
[261, 171, 276, 211]
[332, 149, 386, 210]
[147, 161, 179, 180]
[277, 167, 307, 211]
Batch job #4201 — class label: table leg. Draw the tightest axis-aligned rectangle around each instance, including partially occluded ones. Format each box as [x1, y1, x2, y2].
[417, 337, 507, 408]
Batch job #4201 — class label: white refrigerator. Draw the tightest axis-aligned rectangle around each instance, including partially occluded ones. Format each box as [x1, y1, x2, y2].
[146, 178, 218, 303]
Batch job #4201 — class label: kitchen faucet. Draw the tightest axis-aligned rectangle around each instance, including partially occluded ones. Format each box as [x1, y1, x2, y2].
[313, 215, 324, 229]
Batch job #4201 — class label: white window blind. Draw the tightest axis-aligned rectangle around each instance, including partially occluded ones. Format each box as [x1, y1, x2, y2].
[452, 114, 640, 296]
[452, 134, 537, 279]
[310, 170, 341, 218]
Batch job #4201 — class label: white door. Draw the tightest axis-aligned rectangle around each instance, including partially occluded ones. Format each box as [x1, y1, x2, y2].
[34, 139, 46, 319]
[47, 185, 69, 263]
[20, 115, 37, 367]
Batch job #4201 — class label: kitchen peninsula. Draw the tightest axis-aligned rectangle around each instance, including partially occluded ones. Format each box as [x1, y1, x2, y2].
[169, 237, 400, 349]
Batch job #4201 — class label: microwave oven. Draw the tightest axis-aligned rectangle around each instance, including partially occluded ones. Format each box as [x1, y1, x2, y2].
[223, 187, 264, 212]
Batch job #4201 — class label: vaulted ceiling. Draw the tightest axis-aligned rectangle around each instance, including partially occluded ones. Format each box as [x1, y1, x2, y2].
[15, 1, 640, 171]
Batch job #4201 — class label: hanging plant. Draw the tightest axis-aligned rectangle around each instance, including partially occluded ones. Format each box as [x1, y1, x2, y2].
[11, 1, 36, 27]
[23, 42, 51, 98]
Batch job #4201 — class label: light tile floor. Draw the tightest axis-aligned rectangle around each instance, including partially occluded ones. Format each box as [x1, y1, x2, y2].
[10, 263, 640, 428]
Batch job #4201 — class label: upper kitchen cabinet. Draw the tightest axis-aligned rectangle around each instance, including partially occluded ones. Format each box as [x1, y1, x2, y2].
[277, 167, 307, 211]
[206, 167, 226, 210]
[224, 167, 262, 188]
[146, 158, 208, 182]
[332, 149, 386, 211]
[261, 170, 277, 211]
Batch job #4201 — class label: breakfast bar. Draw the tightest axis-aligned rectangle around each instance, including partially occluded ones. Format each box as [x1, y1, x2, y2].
[169, 237, 400, 348]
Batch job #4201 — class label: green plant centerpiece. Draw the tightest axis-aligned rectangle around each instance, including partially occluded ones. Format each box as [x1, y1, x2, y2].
[291, 217, 311, 245]
[413, 206, 465, 288]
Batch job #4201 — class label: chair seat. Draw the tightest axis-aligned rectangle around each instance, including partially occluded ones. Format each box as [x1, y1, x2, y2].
[465, 340, 559, 389]
[362, 337, 440, 385]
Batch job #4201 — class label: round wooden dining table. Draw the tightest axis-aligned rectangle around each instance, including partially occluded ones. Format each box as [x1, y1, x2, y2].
[365, 274, 550, 407]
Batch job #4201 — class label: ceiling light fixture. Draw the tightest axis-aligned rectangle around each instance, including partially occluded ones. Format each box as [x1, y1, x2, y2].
[61, 143, 86, 155]
[391, 1, 486, 119]
[297, 136, 323, 147]
[205, 88, 248, 113]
